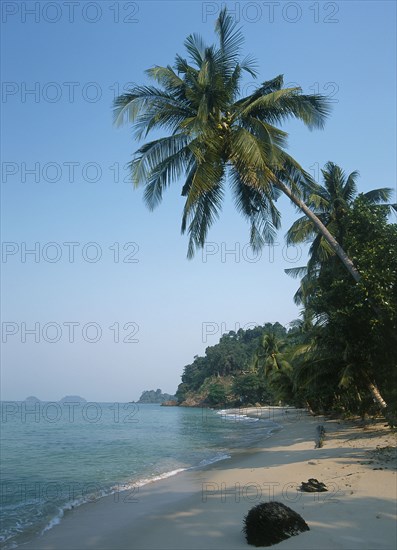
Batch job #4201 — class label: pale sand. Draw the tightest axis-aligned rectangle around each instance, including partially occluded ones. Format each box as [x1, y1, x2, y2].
[20, 408, 396, 549]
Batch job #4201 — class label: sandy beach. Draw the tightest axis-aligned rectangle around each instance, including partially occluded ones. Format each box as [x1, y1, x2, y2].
[20, 408, 396, 550]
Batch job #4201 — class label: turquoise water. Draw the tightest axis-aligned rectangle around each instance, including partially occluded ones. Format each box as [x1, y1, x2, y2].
[0, 402, 278, 548]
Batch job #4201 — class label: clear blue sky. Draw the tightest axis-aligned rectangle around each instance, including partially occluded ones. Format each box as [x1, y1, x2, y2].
[1, 0, 396, 401]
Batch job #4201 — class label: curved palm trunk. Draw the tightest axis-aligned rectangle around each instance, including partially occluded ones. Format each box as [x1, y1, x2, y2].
[368, 381, 396, 426]
[276, 180, 392, 419]
[276, 180, 361, 283]
[368, 382, 387, 409]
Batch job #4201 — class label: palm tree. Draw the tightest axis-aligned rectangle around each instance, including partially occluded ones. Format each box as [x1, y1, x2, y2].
[252, 332, 295, 405]
[286, 162, 393, 276]
[285, 162, 396, 315]
[285, 162, 394, 313]
[291, 319, 390, 414]
[285, 164, 394, 415]
[113, 9, 363, 283]
[253, 332, 290, 378]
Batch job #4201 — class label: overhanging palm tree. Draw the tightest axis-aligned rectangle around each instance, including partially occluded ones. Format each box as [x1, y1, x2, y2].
[113, 9, 363, 283]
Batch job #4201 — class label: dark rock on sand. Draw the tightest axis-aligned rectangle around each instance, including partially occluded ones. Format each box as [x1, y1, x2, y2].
[300, 478, 328, 492]
[243, 501, 309, 547]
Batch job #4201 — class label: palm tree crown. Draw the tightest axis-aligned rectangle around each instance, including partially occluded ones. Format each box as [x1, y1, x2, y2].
[114, 8, 331, 257]
[286, 162, 393, 279]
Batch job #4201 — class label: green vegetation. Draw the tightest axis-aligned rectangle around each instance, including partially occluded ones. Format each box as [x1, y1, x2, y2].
[175, 174, 396, 420]
[285, 184, 397, 421]
[175, 323, 291, 407]
[114, 10, 397, 423]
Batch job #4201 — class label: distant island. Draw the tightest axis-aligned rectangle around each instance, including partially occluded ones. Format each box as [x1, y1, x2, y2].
[59, 395, 87, 403]
[24, 396, 41, 403]
[137, 389, 176, 404]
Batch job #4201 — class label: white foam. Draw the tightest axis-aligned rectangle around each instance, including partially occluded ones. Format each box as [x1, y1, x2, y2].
[121, 468, 188, 490]
[41, 498, 84, 535]
[217, 409, 259, 422]
[198, 453, 231, 466]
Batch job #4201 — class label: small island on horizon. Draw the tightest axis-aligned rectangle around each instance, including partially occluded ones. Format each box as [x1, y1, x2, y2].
[59, 395, 87, 404]
[24, 396, 41, 403]
[137, 389, 176, 405]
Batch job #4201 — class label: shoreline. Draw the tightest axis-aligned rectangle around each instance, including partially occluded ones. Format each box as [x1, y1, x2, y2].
[19, 408, 396, 549]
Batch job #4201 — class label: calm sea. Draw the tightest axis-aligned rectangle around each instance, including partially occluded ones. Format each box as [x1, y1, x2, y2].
[0, 401, 279, 549]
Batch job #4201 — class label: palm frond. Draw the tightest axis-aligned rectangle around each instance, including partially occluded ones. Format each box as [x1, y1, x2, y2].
[308, 232, 334, 264]
[174, 54, 197, 76]
[308, 192, 330, 211]
[182, 182, 225, 259]
[286, 215, 318, 245]
[184, 33, 207, 67]
[239, 54, 258, 78]
[229, 167, 281, 249]
[145, 65, 185, 91]
[129, 134, 190, 187]
[343, 170, 359, 202]
[183, 139, 224, 211]
[113, 86, 194, 137]
[363, 187, 393, 204]
[239, 116, 289, 150]
[142, 149, 192, 210]
[113, 90, 140, 127]
[284, 266, 308, 279]
[238, 88, 331, 129]
[215, 7, 245, 72]
[234, 75, 284, 107]
[275, 152, 314, 199]
[229, 126, 284, 184]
